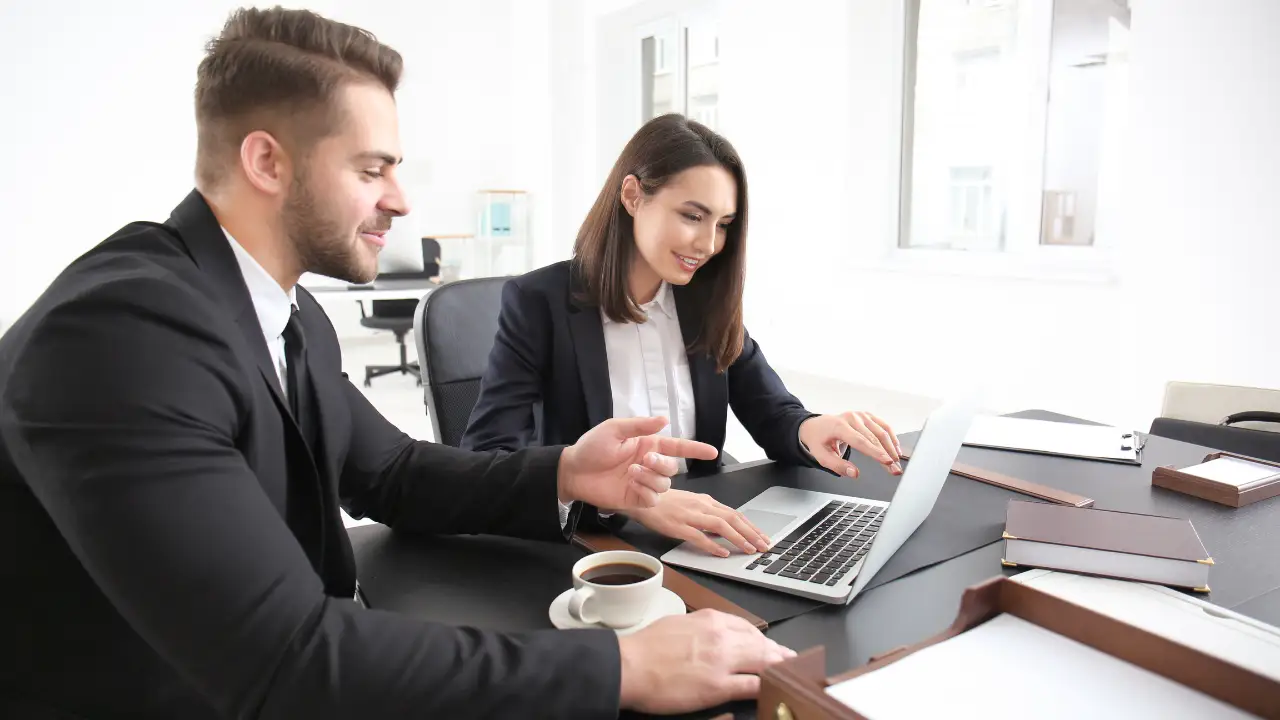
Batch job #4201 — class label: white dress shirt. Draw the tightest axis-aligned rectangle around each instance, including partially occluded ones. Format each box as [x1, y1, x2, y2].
[557, 283, 698, 527]
[224, 230, 296, 396]
[223, 231, 569, 536]
[601, 281, 697, 467]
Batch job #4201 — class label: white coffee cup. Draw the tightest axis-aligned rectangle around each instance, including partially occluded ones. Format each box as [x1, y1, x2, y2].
[568, 550, 663, 629]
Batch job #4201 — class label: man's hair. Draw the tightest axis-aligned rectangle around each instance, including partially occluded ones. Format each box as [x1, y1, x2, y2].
[194, 6, 403, 188]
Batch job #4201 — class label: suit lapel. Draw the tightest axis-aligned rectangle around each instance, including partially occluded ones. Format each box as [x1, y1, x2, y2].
[164, 190, 336, 582]
[164, 190, 293, 417]
[294, 294, 357, 593]
[294, 296, 345, 485]
[566, 270, 613, 428]
[672, 283, 726, 450]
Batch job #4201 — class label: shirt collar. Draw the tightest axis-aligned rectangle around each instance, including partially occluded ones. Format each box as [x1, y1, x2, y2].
[223, 229, 296, 340]
[645, 281, 677, 319]
[600, 282, 677, 325]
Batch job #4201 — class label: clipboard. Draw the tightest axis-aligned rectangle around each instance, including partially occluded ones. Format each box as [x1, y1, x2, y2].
[1152, 451, 1280, 508]
[757, 576, 1280, 720]
[963, 415, 1144, 465]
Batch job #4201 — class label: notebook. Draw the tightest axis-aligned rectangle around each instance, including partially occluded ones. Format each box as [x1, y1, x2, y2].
[1001, 500, 1213, 591]
[964, 415, 1143, 464]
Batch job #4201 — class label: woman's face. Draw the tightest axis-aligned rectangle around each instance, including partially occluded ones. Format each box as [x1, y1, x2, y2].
[623, 164, 737, 290]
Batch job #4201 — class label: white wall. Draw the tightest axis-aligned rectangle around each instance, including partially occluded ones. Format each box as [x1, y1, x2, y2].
[0, 0, 552, 335]
[571, 0, 1279, 429]
[6, 0, 1276, 430]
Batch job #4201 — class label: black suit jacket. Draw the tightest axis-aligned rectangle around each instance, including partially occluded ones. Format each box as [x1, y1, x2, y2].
[0, 192, 618, 719]
[460, 260, 819, 475]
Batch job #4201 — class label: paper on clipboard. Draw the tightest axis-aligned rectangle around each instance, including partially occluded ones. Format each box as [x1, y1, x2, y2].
[963, 415, 1142, 464]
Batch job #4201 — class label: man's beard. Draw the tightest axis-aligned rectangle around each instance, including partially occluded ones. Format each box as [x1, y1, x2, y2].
[282, 171, 386, 285]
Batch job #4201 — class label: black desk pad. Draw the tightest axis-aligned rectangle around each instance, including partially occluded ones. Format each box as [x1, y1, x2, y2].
[352, 458, 1024, 628]
[351, 527, 585, 633]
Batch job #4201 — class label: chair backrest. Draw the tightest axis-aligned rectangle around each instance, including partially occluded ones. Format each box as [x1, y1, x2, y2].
[420, 237, 442, 277]
[1160, 381, 1280, 431]
[370, 298, 419, 317]
[1148, 417, 1280, 464]
[414, 276, 512, 447]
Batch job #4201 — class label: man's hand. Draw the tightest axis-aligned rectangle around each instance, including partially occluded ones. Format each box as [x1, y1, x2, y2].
[625, 490, 770, 558]
[617, 610, 796, 714]
[557, 416, 718, 512]
[800, 411, 903, 478]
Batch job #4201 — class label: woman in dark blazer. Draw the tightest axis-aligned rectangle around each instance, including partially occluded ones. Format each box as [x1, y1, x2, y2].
[462, 114, 902, 557]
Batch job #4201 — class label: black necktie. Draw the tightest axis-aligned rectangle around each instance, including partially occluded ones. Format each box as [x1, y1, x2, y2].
[282, 305, 356, 598]
[283, 306, 317, 451]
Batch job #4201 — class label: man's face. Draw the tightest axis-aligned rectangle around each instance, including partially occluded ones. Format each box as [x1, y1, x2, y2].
[282, 82, 408, 284]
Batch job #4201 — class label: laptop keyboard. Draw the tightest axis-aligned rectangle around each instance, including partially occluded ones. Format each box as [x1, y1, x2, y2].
[745, 500, 884, 587]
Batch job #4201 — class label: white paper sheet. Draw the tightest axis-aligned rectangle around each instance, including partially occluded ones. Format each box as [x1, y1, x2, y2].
[1179, 456, 1277, 488]
[825, 613, 1256, 720]
[1012, 569, 1280, 682]
[963, 415, 1139, 462]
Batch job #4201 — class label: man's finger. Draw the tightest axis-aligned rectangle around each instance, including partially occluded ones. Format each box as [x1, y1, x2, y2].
[652, 435, 719, 461]
[679, 527, 731, 558]
[607, 415, 669, 439]
[701, 515, 756, 554]
[639, 451, 678, 477]
[711, 506, 770, 550]
[626, 479, 660, 509]
[628, 464, 672, 494]
[725, 633, 790, 675]
[719, 675, 761, 703]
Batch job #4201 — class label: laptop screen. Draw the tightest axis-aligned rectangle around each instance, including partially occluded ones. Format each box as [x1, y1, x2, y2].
[846, 394, 979, 602]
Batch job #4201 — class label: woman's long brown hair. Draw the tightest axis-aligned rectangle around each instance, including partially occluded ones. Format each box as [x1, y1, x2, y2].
[572, 113, 748, 373]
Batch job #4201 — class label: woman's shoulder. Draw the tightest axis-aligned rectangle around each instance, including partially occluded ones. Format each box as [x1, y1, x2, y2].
[507, 259, 576, 301]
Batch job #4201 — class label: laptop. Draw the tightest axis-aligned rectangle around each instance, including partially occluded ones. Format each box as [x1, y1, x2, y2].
[660, 393, 979, 605]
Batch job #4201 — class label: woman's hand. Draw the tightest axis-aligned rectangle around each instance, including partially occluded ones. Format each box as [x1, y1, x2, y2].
[799, 412, 903, 478]
[624, 490, 771, 558]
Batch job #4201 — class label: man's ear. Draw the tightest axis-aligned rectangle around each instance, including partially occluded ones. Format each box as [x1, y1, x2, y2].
[240, 130, 290, 196]
[620, 174, 644, 217]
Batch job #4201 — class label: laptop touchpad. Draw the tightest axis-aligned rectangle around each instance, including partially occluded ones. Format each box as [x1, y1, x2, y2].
[710, 509, 798, 554]
[743, 509, 799, 537]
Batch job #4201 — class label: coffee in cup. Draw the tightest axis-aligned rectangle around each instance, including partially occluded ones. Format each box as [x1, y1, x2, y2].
[568, 550, 663, 629]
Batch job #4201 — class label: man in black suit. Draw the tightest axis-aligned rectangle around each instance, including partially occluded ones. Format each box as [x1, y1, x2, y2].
[0, 8, 793, 719]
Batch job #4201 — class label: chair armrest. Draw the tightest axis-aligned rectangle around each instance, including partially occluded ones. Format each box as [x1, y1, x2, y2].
[1223, 411, 1280, 427]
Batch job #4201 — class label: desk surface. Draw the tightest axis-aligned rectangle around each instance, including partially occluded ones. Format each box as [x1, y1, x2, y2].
[350, 410, 1280, 719]
[304, 277, 438, 302]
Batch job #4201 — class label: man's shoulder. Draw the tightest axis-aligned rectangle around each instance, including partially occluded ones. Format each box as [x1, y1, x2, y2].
[3, 221, 222, 353]
[57, 219, 200, 293]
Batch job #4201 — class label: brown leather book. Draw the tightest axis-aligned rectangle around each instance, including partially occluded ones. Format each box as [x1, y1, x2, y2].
[1001, 500, 1213, 591]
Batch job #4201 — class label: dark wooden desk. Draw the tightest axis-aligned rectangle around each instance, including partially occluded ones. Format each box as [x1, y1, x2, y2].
[350, 410, 1280, 719]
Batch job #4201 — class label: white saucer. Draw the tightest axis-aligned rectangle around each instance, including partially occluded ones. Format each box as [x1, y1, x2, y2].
[549, 586, 686, 635]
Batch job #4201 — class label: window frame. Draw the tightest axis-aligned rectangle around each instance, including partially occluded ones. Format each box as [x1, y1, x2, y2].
[890, 0, 1121, 284]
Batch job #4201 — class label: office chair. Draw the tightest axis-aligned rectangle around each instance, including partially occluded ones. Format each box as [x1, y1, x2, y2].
[412, 276, 742, 467]
[358, 299, 420, 387]
[414, 276, 512, 447]
[1148, 381, 1280, 463]
[358, 238, 443, 387]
